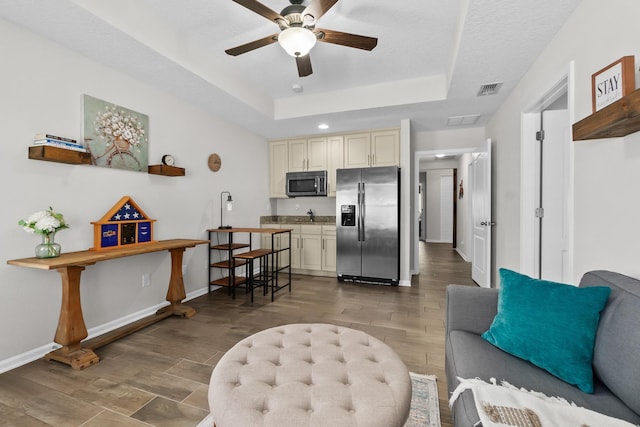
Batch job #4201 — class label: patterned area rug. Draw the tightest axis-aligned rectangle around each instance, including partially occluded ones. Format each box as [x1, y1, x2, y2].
[198, 372, 440, 427]
[405, 373, 441, 427]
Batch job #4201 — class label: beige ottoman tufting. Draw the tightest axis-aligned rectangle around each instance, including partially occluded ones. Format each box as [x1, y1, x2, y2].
[208, 323, 412, 427]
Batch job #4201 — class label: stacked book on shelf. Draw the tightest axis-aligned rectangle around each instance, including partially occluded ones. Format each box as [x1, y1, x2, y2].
[32, 133, 88, 152]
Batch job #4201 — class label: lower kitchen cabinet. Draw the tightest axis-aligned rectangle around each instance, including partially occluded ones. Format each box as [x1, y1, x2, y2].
[300, 225, 322, 271]
[322, 225, 337, 272]
[262, 223, 336, 276]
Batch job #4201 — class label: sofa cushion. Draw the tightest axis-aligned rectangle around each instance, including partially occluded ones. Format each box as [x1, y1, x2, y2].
[580, 270, 640, 415]
[481, 269, 610, 393]
[447, 330, 640, 425]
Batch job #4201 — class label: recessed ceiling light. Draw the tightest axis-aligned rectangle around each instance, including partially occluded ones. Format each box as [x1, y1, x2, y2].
[292, 83, 303, 93]
[435, 154, 447, 159]
[318, 123, 329, 130]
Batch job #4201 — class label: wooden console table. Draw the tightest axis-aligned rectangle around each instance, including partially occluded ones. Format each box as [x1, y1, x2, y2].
[7, 239, 208, 370]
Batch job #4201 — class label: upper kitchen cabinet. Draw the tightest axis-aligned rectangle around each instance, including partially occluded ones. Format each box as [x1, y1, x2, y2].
[344, 129, 399, 169]
[288, 137, 327, 172]
[371, 130, 400, 167]
[269, 140, 288, 198]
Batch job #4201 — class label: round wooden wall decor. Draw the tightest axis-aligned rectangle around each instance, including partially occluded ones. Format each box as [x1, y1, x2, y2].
[208, 153, 221, 172]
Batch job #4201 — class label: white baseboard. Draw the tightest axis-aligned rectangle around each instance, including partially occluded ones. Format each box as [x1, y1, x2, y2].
[0, 286, 211, 374]
[455, 248, 470, 262]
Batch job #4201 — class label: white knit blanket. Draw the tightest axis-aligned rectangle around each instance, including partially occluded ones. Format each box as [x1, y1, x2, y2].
[449, 378, 638, 427]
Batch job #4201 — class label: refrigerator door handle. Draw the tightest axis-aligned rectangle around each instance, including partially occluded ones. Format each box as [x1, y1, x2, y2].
[361, 182, 365, 242]
[357, 182, 362, 242]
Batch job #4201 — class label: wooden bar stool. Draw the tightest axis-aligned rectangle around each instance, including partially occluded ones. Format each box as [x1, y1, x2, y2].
[232, 249, 272, 302]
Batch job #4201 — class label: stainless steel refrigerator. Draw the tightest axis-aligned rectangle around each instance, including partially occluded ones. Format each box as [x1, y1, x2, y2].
[336, 166, 400, 284]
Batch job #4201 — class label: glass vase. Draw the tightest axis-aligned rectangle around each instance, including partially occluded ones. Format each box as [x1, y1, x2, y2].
[35, 233, 61, 258]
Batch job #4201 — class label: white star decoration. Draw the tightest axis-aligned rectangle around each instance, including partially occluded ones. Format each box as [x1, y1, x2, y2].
[115, 214, 121, 220]
[133, 212, 140, 219]
[124, 213, 130, 219]
[124, 203, 131, 210]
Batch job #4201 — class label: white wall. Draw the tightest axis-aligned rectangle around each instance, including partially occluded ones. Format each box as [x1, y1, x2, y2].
[487, 0, 640, 284]
[0, 19, 269, 368]
[414, 127, 485, 151]
[275, 197, 335, 217]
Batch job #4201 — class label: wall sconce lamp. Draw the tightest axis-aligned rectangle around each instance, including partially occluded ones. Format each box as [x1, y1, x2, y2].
[219, 191, 233, 229]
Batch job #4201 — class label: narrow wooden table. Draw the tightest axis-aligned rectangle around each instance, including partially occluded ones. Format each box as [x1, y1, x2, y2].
[7, 239, 209, 370]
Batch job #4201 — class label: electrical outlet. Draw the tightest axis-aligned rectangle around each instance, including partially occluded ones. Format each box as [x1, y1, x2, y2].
[142, 273, 150, 287]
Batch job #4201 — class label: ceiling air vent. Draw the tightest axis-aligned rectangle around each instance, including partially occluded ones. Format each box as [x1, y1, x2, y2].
[477, 82, 503, 96]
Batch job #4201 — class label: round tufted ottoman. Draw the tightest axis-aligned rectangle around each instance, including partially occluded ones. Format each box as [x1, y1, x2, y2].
[208, 323, 412, 427]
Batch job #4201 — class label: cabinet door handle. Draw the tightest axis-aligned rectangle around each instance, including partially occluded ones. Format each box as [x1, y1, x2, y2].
[368, 154, 370, 166]
[302, 159, 305, 170]
[301, 240, 304, 249]
[322, 239, 325, 250]
[372, 154, 375, 165]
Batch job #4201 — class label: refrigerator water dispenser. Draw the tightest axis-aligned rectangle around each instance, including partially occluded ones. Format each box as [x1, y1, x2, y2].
[341, 205, 356, 226]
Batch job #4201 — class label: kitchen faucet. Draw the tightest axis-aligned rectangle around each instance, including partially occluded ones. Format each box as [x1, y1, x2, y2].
[307, 209, 314, 223]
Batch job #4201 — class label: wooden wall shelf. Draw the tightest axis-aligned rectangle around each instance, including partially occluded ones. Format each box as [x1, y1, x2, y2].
[148, 164, 185, 176]
[28, 145, 91, 165]
[573, 88, 640, 141]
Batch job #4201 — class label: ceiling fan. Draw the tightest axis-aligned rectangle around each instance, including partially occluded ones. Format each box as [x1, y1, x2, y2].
[225, 0, 378, 77]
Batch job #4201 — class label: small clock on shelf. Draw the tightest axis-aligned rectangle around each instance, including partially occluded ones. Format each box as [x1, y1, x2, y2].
[161, 154, 175, 166]
[148, 154, 185, 176]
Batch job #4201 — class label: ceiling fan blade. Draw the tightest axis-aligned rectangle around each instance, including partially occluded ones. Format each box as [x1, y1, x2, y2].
[225, 33, 279, 56]
[316, 28, 378, 51]
[302, 0, 339, 23]
[296, 55, 313, 77]
[231, 0, 284, 23]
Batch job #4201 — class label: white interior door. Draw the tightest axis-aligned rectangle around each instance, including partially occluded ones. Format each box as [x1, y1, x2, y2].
[471, 139, 492, 288]
[440, 175, 453, 243]
[538, 109, 570, 282]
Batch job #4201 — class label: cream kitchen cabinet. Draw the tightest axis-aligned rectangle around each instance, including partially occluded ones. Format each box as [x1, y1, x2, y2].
[290, 231, 301, 269]
[269, 140, 289, 198]
[344, 129, 399, 169]
[261, 223, 336, 276]
[288, 137, 327, 172]
[300, 225, 322, 271]
[321, 225, 337, 272]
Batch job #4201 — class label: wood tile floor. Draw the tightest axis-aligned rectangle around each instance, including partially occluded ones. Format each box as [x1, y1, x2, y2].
[0, 242, 476, 426]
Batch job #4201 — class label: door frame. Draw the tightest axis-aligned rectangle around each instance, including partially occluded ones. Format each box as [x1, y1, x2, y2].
[520, 63, 575, 280]
[413, 148, 476, 275]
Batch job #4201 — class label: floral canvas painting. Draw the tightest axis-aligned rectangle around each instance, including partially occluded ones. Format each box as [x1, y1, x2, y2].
[83, 94, 149, 172]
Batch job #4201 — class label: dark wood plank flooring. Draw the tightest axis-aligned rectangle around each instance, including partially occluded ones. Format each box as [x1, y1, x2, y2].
[0, 242, 476, 426]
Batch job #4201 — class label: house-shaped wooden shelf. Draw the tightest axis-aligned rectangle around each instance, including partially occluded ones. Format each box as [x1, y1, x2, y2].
[91, 196, 156, 251]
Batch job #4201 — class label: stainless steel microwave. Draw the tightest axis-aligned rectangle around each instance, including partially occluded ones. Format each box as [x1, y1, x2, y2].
[286, 170, 328, 197]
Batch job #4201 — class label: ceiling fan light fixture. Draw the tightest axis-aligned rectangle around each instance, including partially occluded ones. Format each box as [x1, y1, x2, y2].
[278, 27, 317, 57]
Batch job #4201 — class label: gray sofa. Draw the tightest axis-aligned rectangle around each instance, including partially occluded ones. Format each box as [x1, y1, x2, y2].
[445, 270, 640, 426]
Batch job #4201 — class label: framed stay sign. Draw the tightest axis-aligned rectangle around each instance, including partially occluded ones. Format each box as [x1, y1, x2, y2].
[592, 56, 635, 112]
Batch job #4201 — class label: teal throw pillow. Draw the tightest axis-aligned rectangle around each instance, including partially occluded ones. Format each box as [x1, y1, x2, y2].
[481, 268, 611, 393]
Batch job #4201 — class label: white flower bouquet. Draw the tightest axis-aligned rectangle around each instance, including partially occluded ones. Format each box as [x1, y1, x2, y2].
[19, 207, 69, 235]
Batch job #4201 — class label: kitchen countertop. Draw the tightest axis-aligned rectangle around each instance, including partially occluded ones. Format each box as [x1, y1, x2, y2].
[260, 215, 336, 225]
